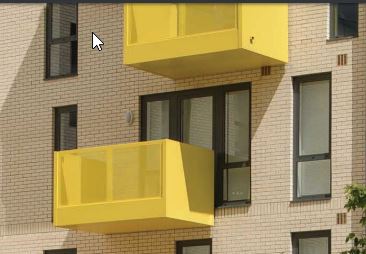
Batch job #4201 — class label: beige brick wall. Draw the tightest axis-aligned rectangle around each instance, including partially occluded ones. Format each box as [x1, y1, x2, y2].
[0, 3, 365, 253]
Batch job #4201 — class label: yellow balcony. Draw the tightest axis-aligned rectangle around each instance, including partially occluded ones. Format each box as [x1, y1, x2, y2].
[123, 3, 288, 78]
[53, 139, 214, 234]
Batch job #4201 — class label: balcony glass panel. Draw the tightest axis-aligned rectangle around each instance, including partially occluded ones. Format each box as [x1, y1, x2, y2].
[58, 143, 162, 207]
[180, 4, 236, 35]
[128, 4, 177, 44]
[128, 3, 236, 45]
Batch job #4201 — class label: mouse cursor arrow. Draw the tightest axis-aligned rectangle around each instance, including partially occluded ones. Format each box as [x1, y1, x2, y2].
[92, 32, 104, 51]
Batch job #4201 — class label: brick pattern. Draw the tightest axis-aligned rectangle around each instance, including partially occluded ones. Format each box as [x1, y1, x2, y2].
[0, 3, 365, 254]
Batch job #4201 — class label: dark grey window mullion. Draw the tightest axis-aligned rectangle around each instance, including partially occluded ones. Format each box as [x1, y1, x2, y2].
[298, 153, 330, 162]
[214, 89, 225, 207]
[51, 36, 75, 44]
[225, 161, 249, 168]
[46, 4, 52, 78]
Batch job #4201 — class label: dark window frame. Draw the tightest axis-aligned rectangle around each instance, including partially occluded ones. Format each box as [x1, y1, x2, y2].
[293, 72, 331, 201]
[46, 3, 78, 79]
[44, 248, 77, 254]
[140, 83, 251, 207]
[329, 3, 358, 39]
[292, 230, 331, 254]
[176, 238, 212, 254]
[54, 104, 78, 151]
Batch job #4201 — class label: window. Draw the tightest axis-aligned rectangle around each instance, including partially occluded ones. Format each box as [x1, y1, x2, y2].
[141, 83, 251, 206]
[176, 239, 212, 254]
[55, 105, 77, 151]
[46, 4, 78, 78]
[293, 73, 331, 200]
[44, 249, 77, 254]
[330, 3, 358, 38]
[292, 230, 330, 254]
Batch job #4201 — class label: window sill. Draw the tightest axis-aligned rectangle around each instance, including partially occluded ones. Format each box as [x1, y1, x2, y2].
[217, 200, 251, 209]
[291, 195, 331, 203]
[45, 73, 78, 81]
[326, 35, 357, 43]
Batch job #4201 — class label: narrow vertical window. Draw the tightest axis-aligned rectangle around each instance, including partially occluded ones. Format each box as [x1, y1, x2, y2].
[176, 239, 212, 254]
[46, 4, 78, 78]
[55, 105, 77, 151]
[330, 3, 358, 38]
[223, 89, 250, 202]
[294, 73, 331, 199]
[292, 231, 331, 254]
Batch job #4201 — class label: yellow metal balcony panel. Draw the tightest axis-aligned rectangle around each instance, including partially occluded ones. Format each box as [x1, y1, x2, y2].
[54, 139, 214, 234]
[123, 3, 288, 79]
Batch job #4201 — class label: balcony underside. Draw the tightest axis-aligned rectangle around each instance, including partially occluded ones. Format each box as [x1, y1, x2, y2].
[63, 217, 210, 234]
[130, 48, 285, 79]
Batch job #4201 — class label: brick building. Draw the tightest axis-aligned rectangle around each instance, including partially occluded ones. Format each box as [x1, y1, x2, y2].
[0, 3, 364, 254]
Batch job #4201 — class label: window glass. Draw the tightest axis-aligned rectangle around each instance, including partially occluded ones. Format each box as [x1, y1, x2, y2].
[299, 80, 329, 156]
[146, 100, 169, 140]
[52, 4, 77, 39]
[47, 3, 77, 78]
[225, 89, 249, 162]
[224, 167, 250, 201]
[330, 3, 358, 38]
[182, 96, 213, 149]
[299, 237, 329, 254]
[182, 245, 210, 254]
[50, 42, 75, 77]
[55, 106, 77, 151]
[297, 159, 330, 197]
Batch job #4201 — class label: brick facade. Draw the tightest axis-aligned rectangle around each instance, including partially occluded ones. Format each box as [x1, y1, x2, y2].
[0, 3, 364, 253]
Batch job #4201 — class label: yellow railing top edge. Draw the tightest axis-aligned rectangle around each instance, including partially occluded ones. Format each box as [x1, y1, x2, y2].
[54, 139, 173, 155]
[54, 139, 215, 155]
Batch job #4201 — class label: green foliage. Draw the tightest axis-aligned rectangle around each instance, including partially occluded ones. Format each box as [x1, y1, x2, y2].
[342, 184, 366, 254]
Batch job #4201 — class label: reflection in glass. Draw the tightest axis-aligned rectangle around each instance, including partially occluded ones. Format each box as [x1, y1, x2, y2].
[183, 245, 211, 254]
[297, 159, 330, 197]
[50, 42, 77, 77]
[225, 90, 249, 163]
[52, 4, 77, 39]
[299, 237, 328, 254]
[182, 96, 213, 149]
[299, 80, 329, 156]
[224, 167, 250, 201]
[58, 110, 77, 151]
[330, 4, 358, 38]
[146, 100, 169, 140]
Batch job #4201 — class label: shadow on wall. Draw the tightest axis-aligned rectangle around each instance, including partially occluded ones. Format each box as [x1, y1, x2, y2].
[0, 4, 213, 253]
[0, 4, 86, 252]
[0, 5, 54, 228]
[350, 23, 366, 236]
